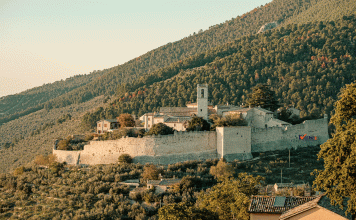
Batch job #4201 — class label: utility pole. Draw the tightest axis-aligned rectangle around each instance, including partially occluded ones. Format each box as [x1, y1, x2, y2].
[281, 169, 283, 184]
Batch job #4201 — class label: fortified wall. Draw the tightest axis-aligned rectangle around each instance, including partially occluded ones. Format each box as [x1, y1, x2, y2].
[54, 117, 329, 165]
[54, 131, 217, 165]
[251, 117, 329, 152]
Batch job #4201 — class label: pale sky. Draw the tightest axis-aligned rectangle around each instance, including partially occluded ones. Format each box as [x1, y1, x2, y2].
[0, 0, 271, 98]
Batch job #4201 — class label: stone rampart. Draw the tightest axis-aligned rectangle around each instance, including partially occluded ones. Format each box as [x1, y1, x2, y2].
[54, 131, 217, 165]
[251, 118, 329, 152]
[53, 118, 329, 165]
[54, 150, 81, 165]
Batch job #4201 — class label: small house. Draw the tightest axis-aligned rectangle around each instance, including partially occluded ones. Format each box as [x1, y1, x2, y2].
[97, 119, 119, 134]
[147, 178, 181, 194]
[279, 195, 353, 220]
[248, 195, 316, 220]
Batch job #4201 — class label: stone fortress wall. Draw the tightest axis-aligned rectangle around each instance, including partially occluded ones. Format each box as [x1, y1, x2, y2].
[54, 116, 329, 165]
[54, 131, 217, 165]
[251, 117, 329, 152]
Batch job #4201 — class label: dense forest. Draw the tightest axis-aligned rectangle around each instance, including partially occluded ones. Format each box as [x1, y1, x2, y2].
[81, 16, 356, 127]
[1, 0, 356, 173]
[0, 0, 341, 126]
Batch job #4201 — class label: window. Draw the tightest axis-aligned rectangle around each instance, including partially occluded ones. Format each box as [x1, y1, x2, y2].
[174, 124, 176, 127]
[98, 124, 101, 127]
[104, 124, 107, 127]
[148, 118, 151, 121]
[201, 89, 204, 98]
[200, 109, 202, 112]
[148, 125, 151, 128]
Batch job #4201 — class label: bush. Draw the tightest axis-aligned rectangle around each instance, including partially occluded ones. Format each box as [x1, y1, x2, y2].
[146, 123, 174, 136]
[13, 166, 25, 176]
[118, 154, 133, 164]
[186, 117, 210, 131]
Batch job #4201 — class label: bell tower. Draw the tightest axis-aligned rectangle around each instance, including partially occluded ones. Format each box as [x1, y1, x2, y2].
[197, 84, 208, 120]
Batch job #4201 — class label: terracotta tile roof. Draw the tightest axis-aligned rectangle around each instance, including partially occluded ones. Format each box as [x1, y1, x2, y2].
[254, 107, 273, 113]
[165, 117, 191, 123]
[159, 107, 197, 117]
[279, 195, 353, 220]
[248, 196, 316, 214]
[97, 119, 118, 123]
[279, 196, 321, 219]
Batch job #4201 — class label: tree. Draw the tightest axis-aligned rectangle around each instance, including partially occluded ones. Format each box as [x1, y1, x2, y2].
[141, 164, 160, 181]
[146, 123, 174, 135]
[186, 117, 210, 131]
[197, 173, 263, 220]
[246, 84, 280, 111]
[158, 202, 218, 220]
[313, 83, 356, 215]
[209, 159, 235, 181]
[210, 114, 247, 130]
[118, 154, 132, 164]
[117, 113, 135, 128]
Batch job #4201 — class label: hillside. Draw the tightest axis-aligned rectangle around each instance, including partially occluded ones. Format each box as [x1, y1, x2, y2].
[285, 0, 356, 24]
[0, 146, 323, 219]
[1, 0, 356, 173]
[86, 16, 356, 124]
[0, 0, 323, 126]
[0, 96, 106, 173]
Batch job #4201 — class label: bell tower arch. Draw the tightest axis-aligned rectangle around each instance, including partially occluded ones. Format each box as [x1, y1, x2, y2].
[197, 84, 208, 120]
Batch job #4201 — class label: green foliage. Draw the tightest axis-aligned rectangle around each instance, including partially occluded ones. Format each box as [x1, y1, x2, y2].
[13, 166, 25, 176]
[247, 84, 280, 111]
[186, 117, 210, 131]
[210, 114, 248, 130]
[56, 114, 72, 124]
[174, 176, 204, 194]
[0, 0, 334, 126]
[197, 173, 263, 220]
[117, 113, 135, 128]
[158, 202, 218, 220]
[313, 82, 356, 215]
[146, 123, 175, 136]
[56, 136, 72, 150]
[34, 154, 57, 166]
[209, 159, 235, 181]
[100, 128, 145, 140]
[110, 17, 356, 120]
[118, 154, 133, 164]
[141, 164, 160, 181]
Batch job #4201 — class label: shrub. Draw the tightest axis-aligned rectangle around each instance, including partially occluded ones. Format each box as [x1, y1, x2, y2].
[118, 154, 133, 164]
[146, 123, 174, 136]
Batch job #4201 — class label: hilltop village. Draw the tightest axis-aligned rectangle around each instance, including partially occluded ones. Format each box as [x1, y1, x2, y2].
[53, 84, 329, 165]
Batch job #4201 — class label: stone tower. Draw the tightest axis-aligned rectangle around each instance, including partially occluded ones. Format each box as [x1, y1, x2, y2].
[197, 84, 208, 120]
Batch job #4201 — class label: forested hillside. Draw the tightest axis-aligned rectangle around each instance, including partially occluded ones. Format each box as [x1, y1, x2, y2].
[0, 0, 323, 125]
[83, 16, 356, 125]
[1, 0, 356, 173]
[285, 0, 356, 24]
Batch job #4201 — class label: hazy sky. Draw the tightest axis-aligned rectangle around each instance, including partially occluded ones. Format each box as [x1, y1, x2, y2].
[0, 0, 271, 98]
